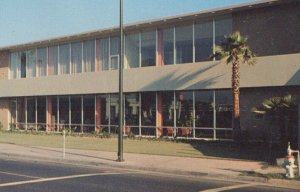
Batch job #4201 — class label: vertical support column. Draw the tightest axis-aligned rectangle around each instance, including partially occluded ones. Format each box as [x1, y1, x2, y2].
[173, 91, 176, 137]
[213, 91, 216, 140]
[193, 91, 196, 139]
[47, 97, 52, 132]
[25, 97, 27, 130]
[157, 29, 164, 66]
[57, 96, 60, 132]
[96, 95, 102, 134]
[35, 97, 37, 131]
[15, 98, 18, 129]
[157, 92, 163, 137]
[95, 39, 101, 72]
[298, 104, 300, 149]
[139, 93, 141, 137]
[81, 96, 83, 133]
[68, 96, 71, 131]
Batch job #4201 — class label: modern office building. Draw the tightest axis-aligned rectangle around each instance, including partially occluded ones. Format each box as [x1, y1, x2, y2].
[0, 0, 299, 141]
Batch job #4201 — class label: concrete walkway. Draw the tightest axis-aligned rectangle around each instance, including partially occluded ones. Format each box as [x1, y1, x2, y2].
[0, 143, 299, 189]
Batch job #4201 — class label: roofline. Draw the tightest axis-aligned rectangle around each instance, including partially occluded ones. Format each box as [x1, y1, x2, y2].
[0, 0, 290, 52]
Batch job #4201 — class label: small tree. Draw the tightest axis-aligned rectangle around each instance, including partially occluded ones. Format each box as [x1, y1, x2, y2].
[253, 94, 298, 147]
[213, 31, 256, 142]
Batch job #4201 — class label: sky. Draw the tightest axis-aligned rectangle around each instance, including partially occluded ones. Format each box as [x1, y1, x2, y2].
[0, 0, 256, 47]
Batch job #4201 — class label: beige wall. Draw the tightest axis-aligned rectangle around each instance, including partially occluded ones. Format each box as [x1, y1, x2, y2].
[0, 53, 299, 97]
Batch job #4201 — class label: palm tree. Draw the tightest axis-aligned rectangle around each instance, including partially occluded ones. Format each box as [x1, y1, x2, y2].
[213, 31, 256, 142]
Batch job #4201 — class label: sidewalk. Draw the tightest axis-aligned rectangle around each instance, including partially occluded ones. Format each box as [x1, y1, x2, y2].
[0, 142, 299, 189]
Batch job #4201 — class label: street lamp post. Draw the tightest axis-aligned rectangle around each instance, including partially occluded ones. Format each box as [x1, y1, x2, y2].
[117, 0, 124, 162]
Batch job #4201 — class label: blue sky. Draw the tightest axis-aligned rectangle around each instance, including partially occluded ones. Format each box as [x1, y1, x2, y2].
[0, 0, 255, 47]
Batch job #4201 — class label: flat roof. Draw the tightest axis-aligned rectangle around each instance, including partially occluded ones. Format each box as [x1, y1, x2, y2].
[0, 0, 291, 52]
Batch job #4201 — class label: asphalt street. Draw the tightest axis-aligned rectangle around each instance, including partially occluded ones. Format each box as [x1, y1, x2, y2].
[0, 158, 297, 192]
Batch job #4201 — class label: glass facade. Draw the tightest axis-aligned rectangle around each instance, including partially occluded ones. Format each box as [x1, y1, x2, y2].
[9, 14, 232, 79]
[9, 90, 232, 139]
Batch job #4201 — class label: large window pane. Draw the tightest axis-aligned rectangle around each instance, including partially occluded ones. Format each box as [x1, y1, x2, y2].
[26, 97, 36, 128]
[59, 44, 70, 74]
[110, 94, 119, 126]
[175, 25, 193, 64]
[125, 33, 139, 68]
[96, 95, 109, 133]
[110, 37, 119, 70]
[161, 91, 174, 127]
[195, 20, 213, 62]
[175, 91, 193, 127]
[48, 46, 58, 75]
[71, 96, 81, 131]
[158, 28, 174, 65]
[26, 49, 36, 77]
[83, 40, 95, 72]
[215, 90, 232, 128]
[20, 52, 26, 78]
[59, 96, 69, 125]
[83, 96, 95, 132]
[141, 92, 156, 126]
[195, 91, 213, 127]
[71, 42, 82, 73]
[17, 97, 26, 129]
[37, 97, 46, 130]
[97, 38, 109, 71]
[141, 31, 156, 67]
[10, 52, 20, 79]
[215, 16, 232, 48]
[125, 93, 139, 126]
[37, 47, 47, 77]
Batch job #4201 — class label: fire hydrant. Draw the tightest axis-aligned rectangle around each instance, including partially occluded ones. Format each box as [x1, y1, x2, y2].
[284, 142, 298, 179]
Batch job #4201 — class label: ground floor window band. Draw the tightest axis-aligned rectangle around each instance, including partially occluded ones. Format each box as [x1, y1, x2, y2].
[9, 90, 233, 140]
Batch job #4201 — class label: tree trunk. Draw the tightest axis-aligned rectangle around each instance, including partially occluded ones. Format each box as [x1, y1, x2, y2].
[232, 61, 241, 142]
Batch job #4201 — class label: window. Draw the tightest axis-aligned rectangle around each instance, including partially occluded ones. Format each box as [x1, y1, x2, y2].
[83, 40, 95, 72]
[17, 98, 26, 128]
[71, 42, 82, 73]
[97, 38, 109, 71]
[71, 96, 81, 132]
[141, 31, 156, 67]
[59, 44, 70, 74]
[215, 90, 232, 128]
[195, 20, 213, 62]
[161, 91, 174, 127]
[48, 46, 58, 75]
[125, 93, 139, 126]
[158, 28, 174, 65]
[37, 47, 47, 77]
[175, 91, 193, 127]
[175, 25, 193, 64]
[83, 96, 95, 132]
[110, 94, 119, 125]
[59, 96, 69, 125]
[110, 37, 119, 70]
[125, 33, 139, 68]
[141, 92, 156, 126]
[215, 16, 232, 49]
[26, 97, 36, 127]
[195, 91, 213, 127]
[20, 52, 26, 78]
[37, 97, 46, 130]
[26, 49, 36, 78]
[10, 52, 20, 79]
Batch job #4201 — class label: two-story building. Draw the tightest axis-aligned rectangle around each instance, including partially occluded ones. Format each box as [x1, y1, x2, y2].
[0, 0, 299, 141]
